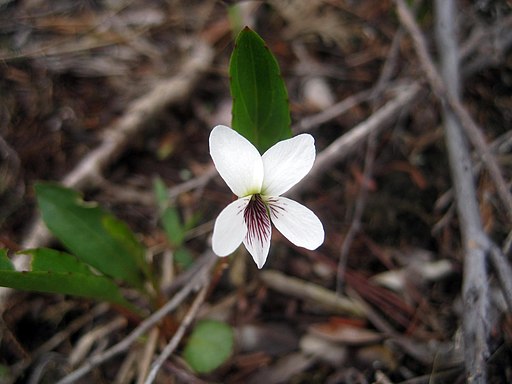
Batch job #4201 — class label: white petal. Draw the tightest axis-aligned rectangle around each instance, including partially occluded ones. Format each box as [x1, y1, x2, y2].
[269, 196, 324, 250]
[209, 125, 264, 197]
[212, 197, 250, 257]
[261, 134, 315, 196]
[243, 230, 271, 269]
[242, 195, 272, 269]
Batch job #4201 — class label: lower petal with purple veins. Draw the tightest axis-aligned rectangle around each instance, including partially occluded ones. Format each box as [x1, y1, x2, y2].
[243, 194, 272, 269]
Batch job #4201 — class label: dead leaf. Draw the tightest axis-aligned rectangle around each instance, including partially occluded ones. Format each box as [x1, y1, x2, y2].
[308, 321, 383, 345]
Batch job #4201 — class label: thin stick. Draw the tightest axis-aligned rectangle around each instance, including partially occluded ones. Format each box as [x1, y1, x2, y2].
[292, 82, 421, 196]
[143, 283, 209, 384]
[432, 0, 489, 382]
[97, 167, 216, 206]
[136, 328, 159, 384]
[55, 254, 216, 384]
[292, 88, 374, 133]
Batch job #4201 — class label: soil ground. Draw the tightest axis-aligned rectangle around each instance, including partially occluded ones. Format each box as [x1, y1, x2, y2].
[0, 1, 511, 383]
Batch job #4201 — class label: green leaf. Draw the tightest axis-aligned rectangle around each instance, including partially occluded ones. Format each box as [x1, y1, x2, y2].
[27, 248, 93, 274]
[0, 269, 137, 311]
[153, 177, 169, 212]
[230, 27, 291, 153]
[0, 249, 14, 271]
[35, 183, 146, 289]
[161, 208, 184, 247]
[174, 247, 193, 269]
[0, 363, 11, 381]
[183, 212, 201, 232]
[102, 215, 151, 279]
[0, 248, 140, 313]
[183, 319, 234, 373]
[153, 178, 185, 247]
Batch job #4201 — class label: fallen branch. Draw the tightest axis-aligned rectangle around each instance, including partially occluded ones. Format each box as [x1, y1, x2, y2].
[433, 0, 489, 382]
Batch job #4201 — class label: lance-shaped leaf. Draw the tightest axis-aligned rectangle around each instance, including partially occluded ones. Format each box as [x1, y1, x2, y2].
[29, 248, 94, 274]
[35, 183, 147, 289]
[0, 271, 133, 308]
[0, 248, 138, 312]
[230, 27, 291, 153]
[153, 178, 185, 247]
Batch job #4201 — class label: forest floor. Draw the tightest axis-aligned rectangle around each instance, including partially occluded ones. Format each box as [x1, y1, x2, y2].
[1, 1, 511, 383]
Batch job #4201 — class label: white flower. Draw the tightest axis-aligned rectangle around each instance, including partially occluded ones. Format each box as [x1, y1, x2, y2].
[209, 125, 324, 269]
